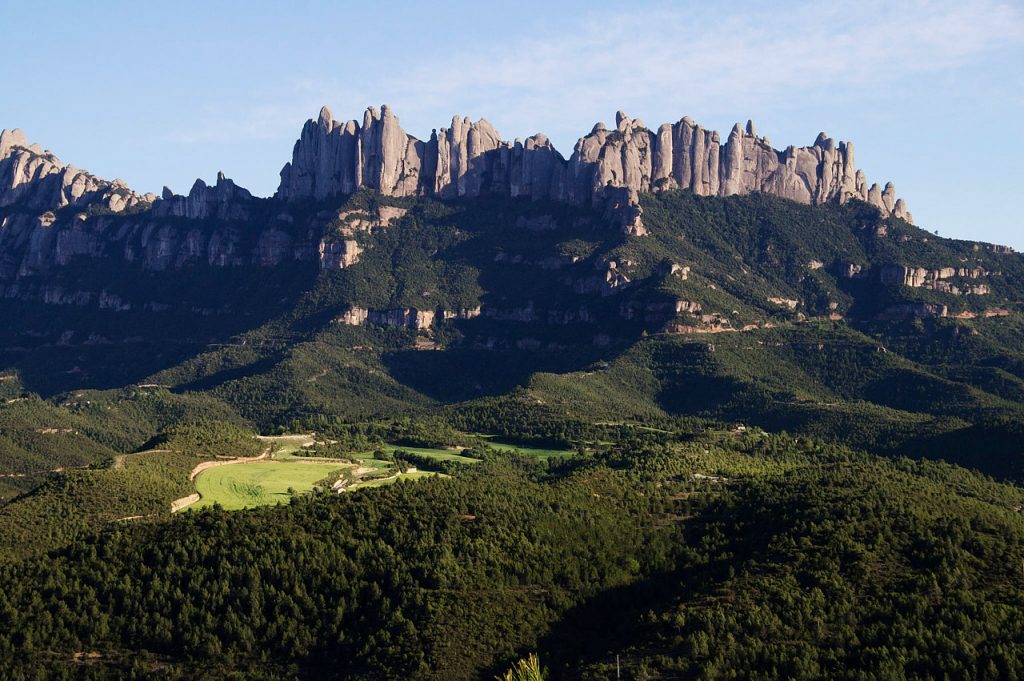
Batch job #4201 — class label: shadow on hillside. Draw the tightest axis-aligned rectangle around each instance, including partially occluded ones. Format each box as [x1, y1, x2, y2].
[381, 346, 615, 402]
[1, 342, 209, 397]
[0, 307, 293, 398]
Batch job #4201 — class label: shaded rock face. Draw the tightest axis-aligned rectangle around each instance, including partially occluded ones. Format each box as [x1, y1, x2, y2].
[256, 229, 294, 267]
[0, 130, 321, 286]
[276, 106, 913, 225]
[152, 172, 252, 221]
[878, 302, 949, 320]
[318, 238, 361, 269]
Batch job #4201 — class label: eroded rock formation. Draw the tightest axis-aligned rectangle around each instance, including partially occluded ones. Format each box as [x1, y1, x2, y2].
[276, 106, 915, 226]
[337, 306, 435, 330]
[0, 128, 153, 212]
[318, 238, 361, 270]
[878, 264, 990, 295]
[153, 172, 253, 221]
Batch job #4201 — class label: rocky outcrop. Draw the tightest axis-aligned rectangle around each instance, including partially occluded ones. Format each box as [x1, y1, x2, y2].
[663, 313, 736, 335]
[0, 128, 153, 213]
[620, 299, 701, 323]
[337, 306, 435, 330]
[276, 106, 914, 229]
[878, 302, 949, 320]
[277, 106, 424, 200]
[442, 307, 482, 321]
[879, 264, 989, 294]
[768, 297, 799, 310]
[572, 261, 632, 295]
[318, 238, 361, 269]
[152, 172, 252, 220]
[330, 205, 408, 235]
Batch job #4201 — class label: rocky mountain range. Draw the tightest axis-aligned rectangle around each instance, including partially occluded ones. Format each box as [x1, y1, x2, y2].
[0, 128, 152, 213]
[1, 100, 1023, 496]
[2, 104, 1013, 347]
[277, 106, 913, 232]
[1, 104, 910, 245]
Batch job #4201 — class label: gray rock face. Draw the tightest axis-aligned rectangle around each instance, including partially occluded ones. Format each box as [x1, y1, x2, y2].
[152, 172, 253, 220]
[276, 106, 914, 227]
[277, 105, 425, 201]
[338, 306, 434, 330]
[878, 264, 989, 295]
[318, 238, 361, 270]
[0, 129, 153, 213]
[256, 229, 294, 267]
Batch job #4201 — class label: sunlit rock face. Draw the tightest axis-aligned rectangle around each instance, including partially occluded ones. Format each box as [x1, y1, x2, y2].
[276, 106, 913, 226]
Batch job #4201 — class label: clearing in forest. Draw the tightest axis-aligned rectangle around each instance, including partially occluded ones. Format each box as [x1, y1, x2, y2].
[191, 461, 344, 510]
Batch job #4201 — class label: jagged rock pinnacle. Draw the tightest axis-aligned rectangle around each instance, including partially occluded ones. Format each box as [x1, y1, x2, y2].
[275, 105, 913, 224]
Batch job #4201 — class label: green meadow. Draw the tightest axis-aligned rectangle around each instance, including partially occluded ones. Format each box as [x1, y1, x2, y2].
[192, 461, 345, 510]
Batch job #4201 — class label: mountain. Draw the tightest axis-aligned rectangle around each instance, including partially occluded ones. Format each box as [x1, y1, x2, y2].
[0, 105, 913, 290]
[0, 107, 1021, 446]
[1, 105, 1023, 679]
[276, 105, 913, 226]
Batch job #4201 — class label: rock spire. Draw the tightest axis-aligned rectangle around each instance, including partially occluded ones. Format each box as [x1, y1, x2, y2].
[276, 106, 913, 223]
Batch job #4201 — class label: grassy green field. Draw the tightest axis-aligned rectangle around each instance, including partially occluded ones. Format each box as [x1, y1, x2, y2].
[189, 439, 452, 509]
[192, 461, 345, 510]
[184, 436, 550, 510]
[484, 439, 575, 459]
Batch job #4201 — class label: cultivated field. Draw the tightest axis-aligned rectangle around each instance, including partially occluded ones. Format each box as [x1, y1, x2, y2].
[192, 461, 344, 510]
[182, 438, 487, 510]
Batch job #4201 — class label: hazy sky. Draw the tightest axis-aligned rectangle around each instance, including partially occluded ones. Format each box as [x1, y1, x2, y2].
[2, 0, 1022, 246]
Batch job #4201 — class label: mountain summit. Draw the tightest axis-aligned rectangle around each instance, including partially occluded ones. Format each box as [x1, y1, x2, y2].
[2, 105, 911, 230]
[276, 105, 912, 227]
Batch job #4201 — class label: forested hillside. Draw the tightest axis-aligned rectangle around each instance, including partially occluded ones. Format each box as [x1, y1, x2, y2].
[0, 184, 1022, 679]
[0, 432, 1022, 679]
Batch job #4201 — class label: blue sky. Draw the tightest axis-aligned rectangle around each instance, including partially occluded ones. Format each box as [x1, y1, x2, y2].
[2, 0, 1022, 246]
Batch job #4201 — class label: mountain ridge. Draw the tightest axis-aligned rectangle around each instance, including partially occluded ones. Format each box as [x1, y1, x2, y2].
[1, 104, 913, 228]
[276, 105, 913, 228]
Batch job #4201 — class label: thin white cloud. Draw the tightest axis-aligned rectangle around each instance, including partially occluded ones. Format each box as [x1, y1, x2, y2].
[160, 0, 1023, 209]
[370, 0, 1023, 138]
[168, 0, 1022, 149]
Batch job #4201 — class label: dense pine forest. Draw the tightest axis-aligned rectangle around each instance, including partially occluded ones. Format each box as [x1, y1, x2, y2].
[0, 429, 1022, 679]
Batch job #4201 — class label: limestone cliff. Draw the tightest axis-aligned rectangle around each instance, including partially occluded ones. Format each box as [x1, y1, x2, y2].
[0, 128, 153, 212]
[0, 111, 983, 326]
[153, 172, 253, 221]
[276, 106, 913, 224]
